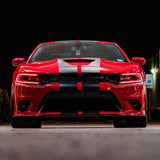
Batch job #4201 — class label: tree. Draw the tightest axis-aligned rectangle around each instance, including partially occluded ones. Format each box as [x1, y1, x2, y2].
[0, 88, 10, 123]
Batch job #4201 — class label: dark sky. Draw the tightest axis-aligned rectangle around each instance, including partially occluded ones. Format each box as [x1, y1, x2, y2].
[0, 1, 160, 88]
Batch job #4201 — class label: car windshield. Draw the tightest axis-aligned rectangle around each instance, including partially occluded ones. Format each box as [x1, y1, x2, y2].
[30, 41, 128, 62]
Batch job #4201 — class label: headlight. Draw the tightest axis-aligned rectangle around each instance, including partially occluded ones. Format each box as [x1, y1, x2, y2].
[119, 73, 142, 84]
[16, 73, 40, 85]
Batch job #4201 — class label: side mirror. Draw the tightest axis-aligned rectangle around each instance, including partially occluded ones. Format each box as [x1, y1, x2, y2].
[12, 58, 25, 67]
[132, 57, 145, 65]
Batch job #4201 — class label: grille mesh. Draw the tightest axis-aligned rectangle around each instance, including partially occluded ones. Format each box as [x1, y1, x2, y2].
[39, 73, 120, 85]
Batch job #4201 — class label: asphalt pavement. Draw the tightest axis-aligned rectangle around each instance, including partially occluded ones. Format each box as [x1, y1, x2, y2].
[0, 123, 160, 160]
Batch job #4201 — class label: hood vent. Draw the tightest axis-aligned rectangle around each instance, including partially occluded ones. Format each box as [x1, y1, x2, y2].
[63, 59, 95, 63]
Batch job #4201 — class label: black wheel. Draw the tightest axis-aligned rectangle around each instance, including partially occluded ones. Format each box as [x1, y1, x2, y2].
[11, 116, 42, 128]
[10, 92, 14, 121]
[113, 117, 127, 128]
[136, 116, 147, 127]
[113, 116, 147, 128]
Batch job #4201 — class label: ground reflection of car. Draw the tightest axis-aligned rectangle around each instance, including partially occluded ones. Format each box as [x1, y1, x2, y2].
[11, 40, 147, 128]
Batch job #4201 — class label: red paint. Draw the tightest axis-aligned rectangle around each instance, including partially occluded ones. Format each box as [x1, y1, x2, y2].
[132, 57, 146, 65]
[100, 59, 132, 74]
[52, 83, 60, 91]
[99, 82, 109, 90]
[99, 41, 116, 45]
[76, 40, 80, 42]
[77, 65, 82, 74]
[99, 111, 109, 115]
[12, 58, 25, 67]
[40, 112, 61, 115]
[51, 112, 61, 115]
[78, 111, 83, 115]
[76, 57, 82, 74]
[77, 82, 82, 91]
[39, 41, 57, 45]
[99, 111, 124, 115]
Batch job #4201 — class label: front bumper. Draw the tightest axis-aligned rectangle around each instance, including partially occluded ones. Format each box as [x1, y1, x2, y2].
[12, 81, 146, 117]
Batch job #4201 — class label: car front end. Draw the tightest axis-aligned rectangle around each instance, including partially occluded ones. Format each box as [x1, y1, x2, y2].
[11, 40, 147, 128]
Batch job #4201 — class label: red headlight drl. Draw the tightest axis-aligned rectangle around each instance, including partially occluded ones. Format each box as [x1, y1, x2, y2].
[119, 73, 142, 84]
[16, 73, 40, 85]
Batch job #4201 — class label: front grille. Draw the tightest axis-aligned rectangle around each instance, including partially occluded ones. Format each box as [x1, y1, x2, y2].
[38, 91, 121, 113]
[39, 73, 120, 85]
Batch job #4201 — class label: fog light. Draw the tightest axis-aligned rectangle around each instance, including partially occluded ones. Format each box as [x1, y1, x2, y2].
[130, 99, 141, 111]
[18, 100, 30, 112]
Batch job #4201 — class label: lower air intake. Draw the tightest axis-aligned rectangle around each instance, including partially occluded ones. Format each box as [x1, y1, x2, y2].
[38, 91, 121, 113]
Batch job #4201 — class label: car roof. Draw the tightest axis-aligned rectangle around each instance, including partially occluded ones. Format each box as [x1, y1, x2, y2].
[38, 40, 117, 46]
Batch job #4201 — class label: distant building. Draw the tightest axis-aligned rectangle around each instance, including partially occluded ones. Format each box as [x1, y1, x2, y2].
[149, 50, 160, 108]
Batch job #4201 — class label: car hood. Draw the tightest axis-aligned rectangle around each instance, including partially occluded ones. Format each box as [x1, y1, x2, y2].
[18, 58, 141, 74]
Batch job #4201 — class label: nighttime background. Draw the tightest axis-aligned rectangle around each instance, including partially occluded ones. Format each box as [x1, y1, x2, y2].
[0, 1, 159, 89]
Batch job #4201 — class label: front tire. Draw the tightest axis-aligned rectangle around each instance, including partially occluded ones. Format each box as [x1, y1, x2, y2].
[113, 116, 147, 128]
[11, 116, 42, 128]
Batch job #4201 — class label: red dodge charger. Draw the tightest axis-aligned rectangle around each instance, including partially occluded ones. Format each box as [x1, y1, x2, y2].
[11, 40, 147, 128]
